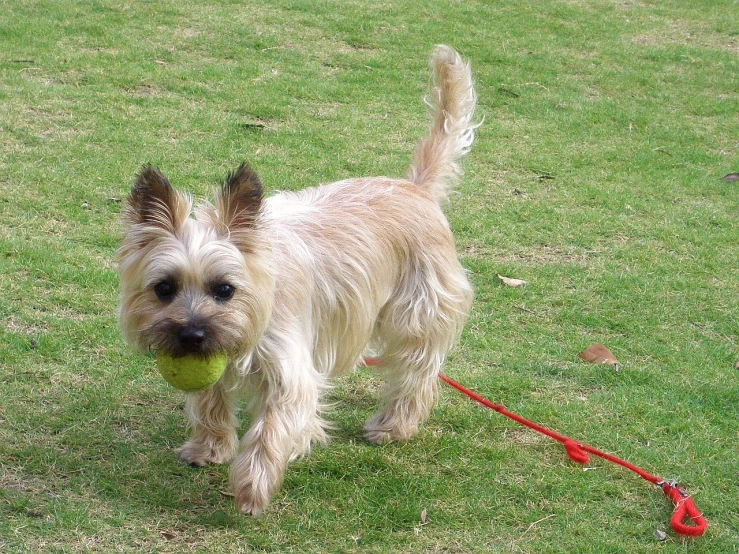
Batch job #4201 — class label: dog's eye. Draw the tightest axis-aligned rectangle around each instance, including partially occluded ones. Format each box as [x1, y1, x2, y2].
[213, 283, 235, 301]
[154, 281, 176, 301]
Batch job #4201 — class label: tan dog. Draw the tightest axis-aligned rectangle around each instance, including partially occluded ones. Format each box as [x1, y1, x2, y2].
[118, 45, 478, 515]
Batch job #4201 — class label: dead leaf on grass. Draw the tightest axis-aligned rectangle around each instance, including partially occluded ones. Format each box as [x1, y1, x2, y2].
[578, 344, 619, 370]
[420, 508, 428, 524]
[497, 274, 528, 287]
[720, 173, 739, 182]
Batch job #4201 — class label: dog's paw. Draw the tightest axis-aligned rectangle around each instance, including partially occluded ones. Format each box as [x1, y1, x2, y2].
[364, 413, 417, 444]
[177, 436, 237, 466]
[363, 427, 393, 445]
[233, 482, 270, 516]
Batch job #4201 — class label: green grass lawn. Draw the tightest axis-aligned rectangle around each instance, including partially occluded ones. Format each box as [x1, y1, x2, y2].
[1, 0, 737, 552]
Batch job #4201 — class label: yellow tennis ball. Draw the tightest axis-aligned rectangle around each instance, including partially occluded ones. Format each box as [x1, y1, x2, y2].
[155, 353, 228, 392]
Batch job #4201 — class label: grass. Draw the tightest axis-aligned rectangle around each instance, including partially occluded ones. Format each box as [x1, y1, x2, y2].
[1, 0, 737, 552]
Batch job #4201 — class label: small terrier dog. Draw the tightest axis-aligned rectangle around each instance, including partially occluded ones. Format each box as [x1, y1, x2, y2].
[118, 45, 478, 515]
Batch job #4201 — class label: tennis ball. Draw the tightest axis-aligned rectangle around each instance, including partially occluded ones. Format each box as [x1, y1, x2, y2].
[156, 353, 228, 392]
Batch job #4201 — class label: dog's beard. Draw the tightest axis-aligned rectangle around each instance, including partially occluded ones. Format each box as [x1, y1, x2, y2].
[118, 239, 270, 359]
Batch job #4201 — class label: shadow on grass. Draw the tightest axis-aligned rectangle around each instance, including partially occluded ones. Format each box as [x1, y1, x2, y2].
[5, 372, 426, 532]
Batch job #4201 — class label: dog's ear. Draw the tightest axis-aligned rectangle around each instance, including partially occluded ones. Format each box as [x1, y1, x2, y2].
[124, 165, 189, 233]
[215, 163, 264, 254]
[218, 162, 263, 231]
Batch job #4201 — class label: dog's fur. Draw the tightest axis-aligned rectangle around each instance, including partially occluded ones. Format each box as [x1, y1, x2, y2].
[118, 45, 478, 515]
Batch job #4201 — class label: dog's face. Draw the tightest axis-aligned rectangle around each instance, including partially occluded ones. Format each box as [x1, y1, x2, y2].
[118, 164, 274, 360]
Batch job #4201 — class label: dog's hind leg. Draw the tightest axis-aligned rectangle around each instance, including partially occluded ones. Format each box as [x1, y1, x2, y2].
[364, 260, 472, 444]
[363, 338, 443, 444]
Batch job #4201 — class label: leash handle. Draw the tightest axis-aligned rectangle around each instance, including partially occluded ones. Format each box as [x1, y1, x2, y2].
[660, 482, 708, 537]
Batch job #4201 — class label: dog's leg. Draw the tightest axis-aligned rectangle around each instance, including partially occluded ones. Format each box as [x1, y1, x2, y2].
[229, 406, 303, 515]
[177, 380, 240, 466]
[229, 346, 327, 515]
[363, 338, 443, 444]
[365, 263, 472, 444]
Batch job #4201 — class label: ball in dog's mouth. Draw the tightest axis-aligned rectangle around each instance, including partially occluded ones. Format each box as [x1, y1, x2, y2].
[155, 352, 228, 392]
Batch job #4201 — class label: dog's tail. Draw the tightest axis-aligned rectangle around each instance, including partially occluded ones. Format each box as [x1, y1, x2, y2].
[407, 45, 478, 204]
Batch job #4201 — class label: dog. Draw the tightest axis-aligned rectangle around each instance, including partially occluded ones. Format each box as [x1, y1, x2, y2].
[118, 44, 478, 515]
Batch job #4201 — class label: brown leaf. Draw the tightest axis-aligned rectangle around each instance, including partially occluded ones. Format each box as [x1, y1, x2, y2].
[721, 173, 739, 182]
[497, 274, 528, 287]
[420, 508, 428, 524]
[578, 344, 619, 368]
[160, 530, 177, 540]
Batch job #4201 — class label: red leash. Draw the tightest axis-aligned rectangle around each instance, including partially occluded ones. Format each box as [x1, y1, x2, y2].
[437, 373, 707, 537]
[364, 359, 707, 537]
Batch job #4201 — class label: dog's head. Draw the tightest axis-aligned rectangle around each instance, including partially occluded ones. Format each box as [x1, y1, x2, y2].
[117, 163, 273, 361]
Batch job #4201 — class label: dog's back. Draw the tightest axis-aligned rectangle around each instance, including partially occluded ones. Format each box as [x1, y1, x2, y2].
[261, 45, 478, 381]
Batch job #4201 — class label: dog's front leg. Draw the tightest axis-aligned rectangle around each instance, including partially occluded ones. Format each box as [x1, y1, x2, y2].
[177, 379, 240, 466]
[229, 344, 325, 516]
[229, 398, 316, 516]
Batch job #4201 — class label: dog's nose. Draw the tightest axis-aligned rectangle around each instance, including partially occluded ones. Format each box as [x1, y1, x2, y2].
[179, 326, 206, 348]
